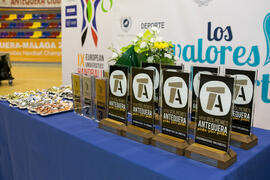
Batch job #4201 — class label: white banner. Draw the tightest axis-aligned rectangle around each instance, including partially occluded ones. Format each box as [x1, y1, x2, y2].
[62, 0, 270, 130]
[0, 0, 61, 8]
[62, 0, 114, 84]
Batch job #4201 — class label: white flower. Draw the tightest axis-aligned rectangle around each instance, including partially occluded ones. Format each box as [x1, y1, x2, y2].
[111, 52, 118, 59]
[150, 38, 155, 43]
[164, 53, 172, 59]
[132, 38, 138, 44]
[156, 36, 163, 42]
[147, 56, 154, 63]
[151, 27, 158, 32]
[140, 42, 147, 49]
[174, 55, 179, 61]
[137, 33, 143, 38]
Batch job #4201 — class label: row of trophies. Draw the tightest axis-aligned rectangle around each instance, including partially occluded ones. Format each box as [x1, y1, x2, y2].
[71, 63, 258, 169]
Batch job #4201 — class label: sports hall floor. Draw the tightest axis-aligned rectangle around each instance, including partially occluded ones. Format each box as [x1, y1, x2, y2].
[0, 62, 62, 96]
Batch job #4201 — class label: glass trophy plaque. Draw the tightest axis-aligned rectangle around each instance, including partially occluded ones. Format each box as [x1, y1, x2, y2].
[190, 66, 219, 132]
[95, 78, 108, 122]
[122, 67, 155, 144]
[225, 68, 258, 149]
[185, 74, 237, 169]
[151, 70, 191, 155]
[161, 64, 183, 71]
[142, 63, 160, 109]
[71, 73, 83, 115]
[99, 65, 129, 136]
[82, 75, 95, 119]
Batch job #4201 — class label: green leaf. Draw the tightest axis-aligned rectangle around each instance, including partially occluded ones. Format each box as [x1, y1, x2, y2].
[142, 29, 153, 41]
[136, 52, 147, 64]
[115, 46, 140, 69]
[120, 44, 132, 53]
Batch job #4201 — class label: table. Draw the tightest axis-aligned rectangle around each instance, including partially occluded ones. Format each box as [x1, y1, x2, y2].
[0, 101, 270, 180]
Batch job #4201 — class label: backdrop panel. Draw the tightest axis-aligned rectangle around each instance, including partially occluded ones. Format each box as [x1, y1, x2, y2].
[62, 0, 270, 129]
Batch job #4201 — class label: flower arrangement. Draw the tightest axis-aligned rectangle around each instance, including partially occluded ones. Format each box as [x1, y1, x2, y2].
[109, 27, 177, 68]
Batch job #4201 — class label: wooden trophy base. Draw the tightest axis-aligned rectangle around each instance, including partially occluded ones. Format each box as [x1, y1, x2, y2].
[123, 125, 153, 145]
[98, 118, 125, 136]
[152, 133, 191, 155]
[188, 121, 195, 134]
[185, 143, 237, 169]
[230, 131, 258, 150]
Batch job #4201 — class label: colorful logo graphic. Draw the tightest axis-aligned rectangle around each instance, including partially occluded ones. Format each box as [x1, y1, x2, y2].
[80, 0, 113, 47]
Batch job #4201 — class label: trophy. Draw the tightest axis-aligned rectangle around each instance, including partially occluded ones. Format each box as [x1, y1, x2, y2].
[161, 64, 183, 71]
[152, 70, 191, 155]
[142, 62, 161, 127]
[225, 68, 258, 149]
[190, 66, 219, 133]
[185, 74, 237, 169]
[122, 67, 155, 144]
[71, 73, 83, 115]
[82, 75, 95, 119]
[99, 65, 129, 136]
[95, 77, 108, 122]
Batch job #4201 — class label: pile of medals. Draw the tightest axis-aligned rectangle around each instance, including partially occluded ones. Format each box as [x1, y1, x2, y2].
[0, 85, 73, 116]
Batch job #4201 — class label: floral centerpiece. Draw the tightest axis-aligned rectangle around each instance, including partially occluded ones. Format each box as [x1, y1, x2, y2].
[109, 27, 178, 68]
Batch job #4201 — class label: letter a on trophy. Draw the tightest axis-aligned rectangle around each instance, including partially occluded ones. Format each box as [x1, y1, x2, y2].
[190, 66, 219, 132]
[185, 74, 237, 169]
[122, 67, 155, 145]
[152, 70, 191, 155]
[225, 68, 258, 150]
[99, 65, 129, 136]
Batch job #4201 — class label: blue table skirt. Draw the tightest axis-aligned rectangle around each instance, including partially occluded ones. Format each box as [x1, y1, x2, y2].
[0, 101, 270, 180]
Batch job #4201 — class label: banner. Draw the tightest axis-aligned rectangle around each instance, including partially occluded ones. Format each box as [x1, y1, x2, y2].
[0, 39, 61, 62]
[62, 0, 270, 129]
[62, 0, 114, 82]
[0, 0, 61, 8]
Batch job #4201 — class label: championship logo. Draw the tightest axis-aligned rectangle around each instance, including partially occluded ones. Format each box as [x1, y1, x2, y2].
[200, 81, 232, 116]
[133, 73, 153, 102]
[80, 0, 113, 47]
[163, 76, 188, 108]
[109, 70, 127, 97]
